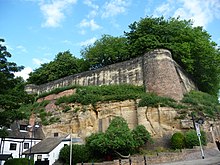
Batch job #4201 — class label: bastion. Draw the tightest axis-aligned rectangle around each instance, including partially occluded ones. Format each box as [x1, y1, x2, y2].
[25, 49, 196, 101]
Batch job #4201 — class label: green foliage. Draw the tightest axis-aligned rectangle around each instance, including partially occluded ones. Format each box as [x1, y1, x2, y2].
[59, 144, 91, 165]
[132, 125, 152, 149]
[124, 16, 220, 96]
[56, 84, 145, 105]
[62, 105, 71, 112]
[104, 117, 135, 155]
[27, 51, 89, 85]
[170, 132, 185, 149]
[4, 158, 34, 165]
[184, 130, 207, 148]
[85, 132, 107, 158]
[138, 93, 178, 108]
[85, 117, 152, 161]
[37, 85, 80, 99]
[0, 127, 9, 138]
[182, 91, 220, 118]
[0, 39, 33, 127]
[81, 34, 130, 69]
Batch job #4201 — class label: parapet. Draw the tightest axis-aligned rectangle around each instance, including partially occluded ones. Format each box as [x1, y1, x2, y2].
[25, 49, 197, 101]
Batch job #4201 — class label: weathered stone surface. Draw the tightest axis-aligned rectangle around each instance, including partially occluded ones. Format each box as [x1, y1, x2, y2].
[25, 49, 197, 101]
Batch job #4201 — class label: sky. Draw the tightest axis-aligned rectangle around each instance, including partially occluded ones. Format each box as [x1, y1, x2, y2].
[1, 0, 220, 80]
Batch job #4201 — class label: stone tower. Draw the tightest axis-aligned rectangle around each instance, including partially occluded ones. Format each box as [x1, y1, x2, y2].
[144, 49, 186, 101]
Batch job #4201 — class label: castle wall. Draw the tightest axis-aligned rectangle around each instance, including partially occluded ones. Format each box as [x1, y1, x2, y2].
[25, 49, 196, 101]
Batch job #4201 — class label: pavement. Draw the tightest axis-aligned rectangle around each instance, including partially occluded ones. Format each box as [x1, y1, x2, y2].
[156, 156, 220, 165]
[156, 151, 220, 165]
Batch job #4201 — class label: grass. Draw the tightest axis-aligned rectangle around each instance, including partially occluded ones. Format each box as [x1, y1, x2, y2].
[181, 90, 220, 119]
[19, 85, 220, 125]
[55, 84, 146, 105]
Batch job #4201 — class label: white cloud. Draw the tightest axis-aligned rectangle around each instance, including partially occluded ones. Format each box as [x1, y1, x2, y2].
[79, 19, 101, 31]
[40, 0, 77, 28]
[62, 40, 73, 45]
[153, 2, 174, 17]
[16, 45, 27, 53]
[83, 0, 99, 10]
[80, 37, 97, 46]
[14, 67, 33, 80]
[152, 0, 220, 27]
[79, 29, 86, 35]
[33, 58, 50, 66]
[87, 10, 98, 18]
[101, 0, 131, 18]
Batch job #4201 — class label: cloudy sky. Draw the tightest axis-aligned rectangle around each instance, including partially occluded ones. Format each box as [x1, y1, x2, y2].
[1, 0, 220, 80]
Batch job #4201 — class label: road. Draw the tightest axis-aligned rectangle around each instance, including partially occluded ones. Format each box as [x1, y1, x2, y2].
[156, 154, 220, 165]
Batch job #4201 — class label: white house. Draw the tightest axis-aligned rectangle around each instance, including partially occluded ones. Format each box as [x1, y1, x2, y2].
[23, 136, 83, 165]
[0, 137, 41, 165]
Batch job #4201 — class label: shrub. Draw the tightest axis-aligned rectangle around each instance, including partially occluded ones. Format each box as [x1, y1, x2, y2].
[59, 144, 91, 165]
[184, 129, 207, 148]
[170, 132, 185, 149]
[138, 93, 178, 108]
[132, 125, 152, 150]
[4, 158, 34, 165]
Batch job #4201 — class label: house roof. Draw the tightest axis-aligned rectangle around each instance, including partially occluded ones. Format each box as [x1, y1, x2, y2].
[23, 137, 64, 155]
[0, 154, 13, 160]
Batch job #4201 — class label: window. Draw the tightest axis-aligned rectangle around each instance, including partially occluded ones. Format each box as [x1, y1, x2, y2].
[37, 155, 42, 161]
[24, 143, 29, 149]
[9, 143, 17, 150]
[54, 133, 58, 137]
[19, 125, 27, 131]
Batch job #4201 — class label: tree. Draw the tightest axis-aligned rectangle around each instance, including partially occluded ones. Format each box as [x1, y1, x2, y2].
[170, 132, 185, 149]
[104, 116, 135, 155]
[0, 39, 32, 129]
[184, 129, 207, 148]
[27, 51, 89, 85]
[0, 39, 24, 93]
[125, 16, 220, 96]
[132, 125, 152, 150]
[59, 144, 91, 165]
[81, 34, 130, 69]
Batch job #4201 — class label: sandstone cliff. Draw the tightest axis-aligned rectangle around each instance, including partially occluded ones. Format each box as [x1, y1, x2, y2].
[32, 89, 218, 147]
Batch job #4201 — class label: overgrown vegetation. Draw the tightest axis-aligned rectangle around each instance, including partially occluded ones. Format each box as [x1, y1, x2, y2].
[55, 84, 145, 105]
[22, 85, 220, 124]
[181, 91, 220, 119]
[27, 16, 220, 96]
[4, 158, 34, 165]
[170, 130, 207, 150]
[59, 117, 152, 164]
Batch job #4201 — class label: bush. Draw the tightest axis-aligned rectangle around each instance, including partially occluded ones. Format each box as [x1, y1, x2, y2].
[132, 125, 152, 150]
[184, 129, 207, 148]
[59, 144, 91, 165]
[4, 158, 34, 165]
[170, 132, 185, 149]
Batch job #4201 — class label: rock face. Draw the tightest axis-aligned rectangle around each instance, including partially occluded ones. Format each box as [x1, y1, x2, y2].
[38, 90, 180, 139]
[36, 90, 220, 147]
[25, 49, 196, 101]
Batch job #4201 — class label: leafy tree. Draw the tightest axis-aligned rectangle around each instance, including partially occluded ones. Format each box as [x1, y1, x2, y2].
[104, 116, 135, 155]
[184, 129, 207, 148]
[0, 39, 24, 93]
[81, 34, 130, 69]
[124, 16, 220, 96]
[0, 39, 33, 128]
[59, 144, 91, 165]
[85, 132, 108, 158]
[4, 158, 34, 165]
[132, 125, 152, 150]
[27, 51, 89, 85]
[170, 132, 185, 149]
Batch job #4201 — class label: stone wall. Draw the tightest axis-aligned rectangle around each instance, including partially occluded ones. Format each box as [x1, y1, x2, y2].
[25, 49, 196, 101]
